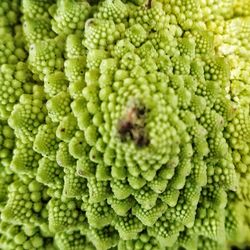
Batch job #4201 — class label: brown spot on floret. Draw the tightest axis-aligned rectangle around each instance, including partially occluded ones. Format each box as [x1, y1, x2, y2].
[117, 101, 149, 147]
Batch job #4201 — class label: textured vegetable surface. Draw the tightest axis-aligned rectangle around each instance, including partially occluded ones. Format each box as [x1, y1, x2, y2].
[0, 0, 250, 249]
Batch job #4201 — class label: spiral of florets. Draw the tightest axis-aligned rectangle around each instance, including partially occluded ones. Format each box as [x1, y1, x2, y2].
[61, 0, 239, 247]
[51, 0, 91, 35]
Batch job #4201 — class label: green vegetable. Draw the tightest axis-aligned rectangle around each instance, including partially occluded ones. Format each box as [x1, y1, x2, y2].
[0, 0, 250, 249]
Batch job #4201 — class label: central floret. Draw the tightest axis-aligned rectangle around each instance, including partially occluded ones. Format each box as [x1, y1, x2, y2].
[118, 100, 149, 147]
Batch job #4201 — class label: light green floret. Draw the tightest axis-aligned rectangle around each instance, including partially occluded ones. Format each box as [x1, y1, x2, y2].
[0, 36, 17, 64]
[200, 0, 234, 22]
[147, 171, 171, 194]
[56, 142, 76, 168]
[110, 179, 133, 200]
[69, 131, 90, 159]
[48, 198, 86, 233]
[0, 121, 15, 168]
[125, 24, 147, 47]
[198, 108, 224, 134]
[87, 49, 109, 69]
[94, 163, 111, 181]
[56, 114, 78, 142]
[77, 154, 97, 178]
[213, 96, 235, 122]
[207, 132, 229, 158]
[202, 56, 229, 83]
[66, 34, 86, 59]
[189, 95, 206, 118]
[167, 156, 192, 190]
[132, 185, 158, 209]
[0, 223, 55, 250]
[128, 176, 146, 190]
[193, 186, 227, 242]
[172, 56, 191, 75]
[0, 168, 13, 209]
[147, 216, 184, 248]
[132, 200, 167, 227]
[175, 229, 197, 250]
[129, 2, 169, 32]
[231, 145, 250, 175]
[87, 226, 119, 250]
[63, 166, 88, 199]
[164, 0, 204, 30]
[64, 57, 86, 82]
[0, 27, 11, 37]
[149, 28, 179, 56]
[84, 124, 99, 147]
[234, 0, 250, 16]
[207, 158, 237, 190]
[139, 58, 156, 73]
[235, 163, 250, 214]
[1, 177, 48, 225]
[69, 79, 86, 99]
[0, 34, 27, 65]
[160, 187, 180, 208]
[87, 178, 111, 203]
[44, 71, 68, 98]
[11, 140, 41, 177]
[55, 231, 95, 250]
[120, 52, 141, 69]
[100, 58, 118, 76]
[114, 213, 144, 240]
[177, 87, 192, 109]
[33, 121, 60, 159]
[83, 19, 123, 50]
[46, 91, 72, 123]
[12, 25, 27, 52]
[227, 107, 250, 147]
[189, 61, 205, 83]
[165, 179, 201, 227]
[22, 0, 52, 19]
[156, 55, 172, 75]
[28, 37, 64, 80]
[177, 37, 196, 59]
[8, 86, 47, 142]
[107, 196, 135, 216]
[136, 42, 157, 60]
[89, 148, 104, 168]
[94, 0, 128, 23]
[77, 153, 96, 178]
[225, 195, 248, 245]
[37, 157, 64, 191]
[111, 39, 135, 58]
[119, 231, 163, 250]
[187, 30, 214, 55]
[0, 0, 20, 28]
[82, 74, 100, 104]
[23, 17, 55, 45]
[197, 236, 226, 250]
[51, 0, 91, 35]
[0, 62, 31, 120]
[86, 201, 114, 229]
